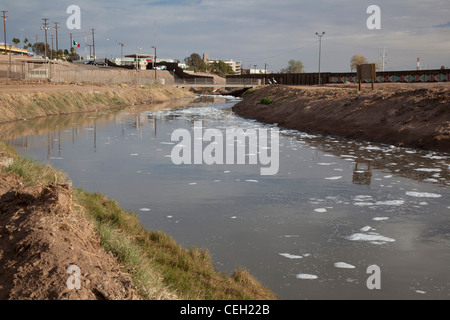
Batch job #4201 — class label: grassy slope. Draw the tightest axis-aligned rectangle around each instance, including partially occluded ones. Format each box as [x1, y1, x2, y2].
[0, 84, 195, 124]
[0, 142, 277, 300]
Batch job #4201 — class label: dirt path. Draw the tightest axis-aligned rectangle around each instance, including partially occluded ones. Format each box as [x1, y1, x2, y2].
[233, 84, 450, 152]
[0, 160, 140, 300]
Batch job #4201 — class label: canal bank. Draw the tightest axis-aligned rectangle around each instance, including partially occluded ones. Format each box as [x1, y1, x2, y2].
[0, 82, 195, 124]
[233, 84, 450, 153]
[0, 141, 277, 300]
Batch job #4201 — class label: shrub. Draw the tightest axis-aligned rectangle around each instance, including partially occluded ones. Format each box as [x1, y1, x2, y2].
[259, 98, 273, 105]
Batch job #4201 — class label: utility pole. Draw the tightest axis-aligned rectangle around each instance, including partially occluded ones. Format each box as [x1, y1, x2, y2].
[1, 11, 7, 55]
[70, 33, 73, 60]
[91, 28, 95, 62]
[18, 28, 24, 50]
[315, 31, 325, 85]
[106, 38, 109, 62]
[54, 22, 59, 59]
[119, 42, 124, 65]
[380, 47, 387, 72]
[50, 34, 54, 59]
[41, 18, 50, 59]
[87, 44, 92, 59]
[152, 46, 157, 80]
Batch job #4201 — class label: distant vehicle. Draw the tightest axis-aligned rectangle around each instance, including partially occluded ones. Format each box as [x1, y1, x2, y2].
[85, 60, 106, 66]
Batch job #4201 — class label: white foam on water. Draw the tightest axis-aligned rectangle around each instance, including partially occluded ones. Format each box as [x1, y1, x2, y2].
[414, 168, 442, 172]
[230, 216, 237, 219]
[424, 178, 439, 183]
[334, 168, 344, 171]
[130, 154, 139, 156]
[375, 200, 405, 206]
[160, 142, 175, 145]
[224, 171, 231, 174]
[354, 202, 375, 207]
[139, 208, 151, 212]
[245, 180, 259, 183]
[419, 202, 429, 206]
[406, 191, 442, 198]
[341, 155, 357, 158]
[296, 274, 318, 280]
[167, 216, 173, 219]
[373, 217, 389, 221]
[334, 262, 356, 269]
[279, 253, 303, 260]
[325, 176, 343, 180]
[189, 183, 198, 186]
[360, 226, 374, 232]
[318, 163, 335, 166]
[415, 290, 426, 294]
[49, 157, 64, 160]
[354, 195, 373, 201]
[314, 208, 327, 213]
[384, 175, 393, 179]
[346, 233, 395, 243]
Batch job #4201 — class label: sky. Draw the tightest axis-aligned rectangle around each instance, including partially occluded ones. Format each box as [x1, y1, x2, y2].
[1, 0, 450, 72]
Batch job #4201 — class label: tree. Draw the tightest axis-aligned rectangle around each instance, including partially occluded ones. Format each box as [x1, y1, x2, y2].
[208, 60, 234, 76]
[370, 61, 381, 71]
[280, 60, 304, 73]
[350, 54, 368, 72]
[23, 38, 29, 50]
[184, 53, 207, 72]
[31, 42, 50, 56]
[12, 38, 20, 47]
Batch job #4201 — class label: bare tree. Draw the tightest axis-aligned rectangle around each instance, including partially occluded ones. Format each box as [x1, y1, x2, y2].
[280, 60, 304, 73]
[350, 54, 368, 72]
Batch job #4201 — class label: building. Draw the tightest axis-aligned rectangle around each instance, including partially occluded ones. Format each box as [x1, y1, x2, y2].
[0, 43, 29, 55]
[203, 53, 242, 75]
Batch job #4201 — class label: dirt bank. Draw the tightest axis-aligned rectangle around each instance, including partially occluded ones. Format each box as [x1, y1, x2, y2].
[0, 170, 139, 300]
[0, 144, 277, 300]
[233, 84, 450, 152]
[0, 82, 195, 124]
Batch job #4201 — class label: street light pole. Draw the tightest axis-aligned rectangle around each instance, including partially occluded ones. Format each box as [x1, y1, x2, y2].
[152, 46, 157, 81]
[1, 11, 7, 55]
[41, 18, 50, 59]
[315, 31, 325, 85]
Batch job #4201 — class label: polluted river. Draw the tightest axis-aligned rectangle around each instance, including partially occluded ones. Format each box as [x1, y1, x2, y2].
[2, 95, 449, 300]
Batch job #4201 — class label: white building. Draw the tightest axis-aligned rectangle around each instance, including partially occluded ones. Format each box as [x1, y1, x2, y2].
[203, 53, 242, 75]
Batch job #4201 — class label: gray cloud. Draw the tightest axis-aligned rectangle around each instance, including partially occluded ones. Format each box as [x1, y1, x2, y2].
[1, 0, 449, 72]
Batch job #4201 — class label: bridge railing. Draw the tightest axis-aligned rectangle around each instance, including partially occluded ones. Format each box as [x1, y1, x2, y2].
[183, 77, 215, 85]
[226, 78, 261, 86]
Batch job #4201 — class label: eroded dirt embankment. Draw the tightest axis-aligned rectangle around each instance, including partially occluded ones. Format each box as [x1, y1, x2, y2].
[0, 83, 195, 124]
[0, 170, 139, 300]
[233, 85, 450, 152]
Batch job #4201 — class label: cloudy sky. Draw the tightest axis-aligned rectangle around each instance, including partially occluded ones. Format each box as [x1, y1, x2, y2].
[2, 0, 450, 72]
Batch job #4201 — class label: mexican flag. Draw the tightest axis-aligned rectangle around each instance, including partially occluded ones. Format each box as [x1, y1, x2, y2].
[73, 40, 81, 48]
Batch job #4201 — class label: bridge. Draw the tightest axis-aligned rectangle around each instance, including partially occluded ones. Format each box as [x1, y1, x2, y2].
[175, 83, 259, 89]
[175, 78, 261, 89]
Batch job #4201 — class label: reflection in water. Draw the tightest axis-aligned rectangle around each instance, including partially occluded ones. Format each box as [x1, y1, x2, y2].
[353, 162, 372, 185]
[1, 95, 449, 300]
